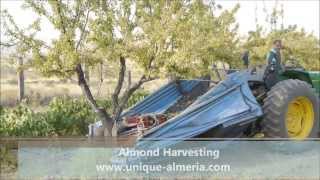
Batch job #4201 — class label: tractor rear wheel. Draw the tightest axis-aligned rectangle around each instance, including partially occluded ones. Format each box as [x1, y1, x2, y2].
[262, 79, 319, 139]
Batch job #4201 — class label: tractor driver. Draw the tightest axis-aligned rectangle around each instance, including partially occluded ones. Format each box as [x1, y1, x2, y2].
[264, 39, 284, 88]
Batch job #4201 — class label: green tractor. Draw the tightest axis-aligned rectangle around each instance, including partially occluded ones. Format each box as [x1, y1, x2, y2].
[260, 68, 320, 139]
[90, 65, 319, 140]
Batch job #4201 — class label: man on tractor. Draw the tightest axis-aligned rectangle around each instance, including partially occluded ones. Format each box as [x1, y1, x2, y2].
[241, 50, 250, 69]
[264, 39, 283, 88]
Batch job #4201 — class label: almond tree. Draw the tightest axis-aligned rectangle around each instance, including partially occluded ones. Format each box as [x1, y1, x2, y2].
[1, 0, 241, 136]
[90, 0, 241, 125]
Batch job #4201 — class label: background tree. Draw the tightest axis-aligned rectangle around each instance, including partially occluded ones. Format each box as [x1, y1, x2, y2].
[164, 2, 241, 76]
[0, 16, 42, 102]
[1, 0, 115, 135]
[242, 3, 320, 70]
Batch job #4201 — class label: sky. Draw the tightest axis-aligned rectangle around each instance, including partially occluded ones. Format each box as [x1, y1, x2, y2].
[1, 0, 319, 44]
[219, 0, 320, 37]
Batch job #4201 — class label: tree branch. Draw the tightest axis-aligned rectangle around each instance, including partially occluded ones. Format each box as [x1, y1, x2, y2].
[24, 0, 54, 23]
[0, 42, 18, 47]
[123, 75, 157, 106]
[112, 75, 156, 123]
[127, 70, 132, 90]
[45, 69, 75, 75]
[55, 0, 67, 34]
[75, 64, 113, 136]
[72, 0, 83, 26]
[112, 56, 126, 114]
[76, 7, 91, 51]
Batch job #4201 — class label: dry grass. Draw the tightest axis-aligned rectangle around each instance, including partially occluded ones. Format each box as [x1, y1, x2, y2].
[0, 61, 167, 108]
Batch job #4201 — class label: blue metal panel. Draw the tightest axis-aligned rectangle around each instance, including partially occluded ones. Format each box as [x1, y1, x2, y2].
[140, 71, 263, 140]
[90, 71, 263, 141]
[121, 80, 200, 117]
[89, 80, 200, 132]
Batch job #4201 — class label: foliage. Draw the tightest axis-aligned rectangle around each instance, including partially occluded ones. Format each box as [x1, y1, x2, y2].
[44, 97, 96, 135]
[0, 90, 148, 136]
[242, 2, 320, 71]
[0, 99, 95, 136]
[243, 26, 320, 70]
[16, 0, 96, 78]
[0, 104, 54, 136]
[163, 2, 241, 76]
[90, 1, 241, 78]
[126, 90, 149, 108]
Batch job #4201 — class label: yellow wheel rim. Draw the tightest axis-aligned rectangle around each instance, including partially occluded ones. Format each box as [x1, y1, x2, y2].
[286, 96, 314, 139]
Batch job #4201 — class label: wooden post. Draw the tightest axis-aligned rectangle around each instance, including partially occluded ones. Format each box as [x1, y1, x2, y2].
[17, 57, 24, 102]
[83, 63, 90, 82]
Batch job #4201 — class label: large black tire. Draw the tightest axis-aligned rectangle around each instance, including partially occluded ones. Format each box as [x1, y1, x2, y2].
[262, 79, 319, 138]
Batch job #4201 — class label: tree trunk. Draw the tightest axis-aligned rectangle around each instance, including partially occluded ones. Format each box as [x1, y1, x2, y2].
[114, 75, 156, 127]
[99, 62, 104, 83]
[127, 70, 131, 90]
[17, 57, 24, 102]
[111, 56, 126, 124]
[75, 64, 113, 136]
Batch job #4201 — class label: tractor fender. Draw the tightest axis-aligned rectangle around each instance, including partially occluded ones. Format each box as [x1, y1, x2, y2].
[280, 69, 314, 87]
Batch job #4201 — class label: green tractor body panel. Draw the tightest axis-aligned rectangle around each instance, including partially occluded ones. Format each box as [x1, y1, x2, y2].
[280, 70, 320, 95]
[308, 71, 320, 94]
